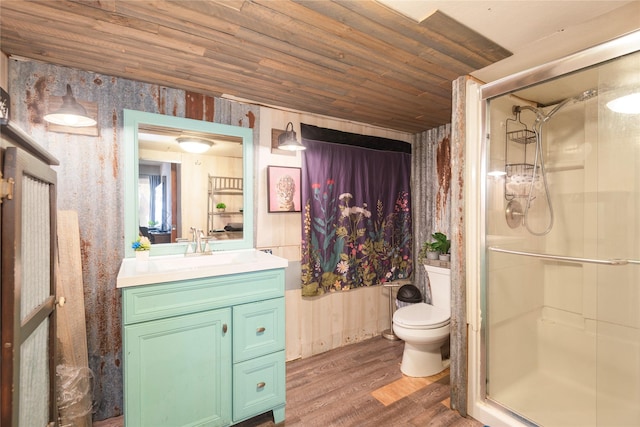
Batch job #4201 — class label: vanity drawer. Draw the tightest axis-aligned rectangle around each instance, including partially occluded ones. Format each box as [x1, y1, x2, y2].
[122, 269, 284, 325]
[233, 351, 285, 422]
[233, 298, 285, 362]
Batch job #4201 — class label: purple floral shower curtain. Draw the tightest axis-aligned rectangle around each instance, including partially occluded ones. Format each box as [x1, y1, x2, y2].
[300, 124, 412, 297]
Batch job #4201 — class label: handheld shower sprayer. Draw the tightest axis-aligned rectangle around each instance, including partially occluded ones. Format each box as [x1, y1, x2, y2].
[507, 88, 597, 235]
[514, 89, 598, 122]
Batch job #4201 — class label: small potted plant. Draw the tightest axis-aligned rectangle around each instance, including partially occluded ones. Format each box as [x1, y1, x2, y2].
[431, 232, 451, 261]
[216, 202, 226, 213]
[132, 235, 151, 261]
[419, 240, 441, 261]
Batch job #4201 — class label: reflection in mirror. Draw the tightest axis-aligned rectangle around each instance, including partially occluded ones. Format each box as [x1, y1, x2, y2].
[137, 124, 243, 244]
[124, 110, 254, 257]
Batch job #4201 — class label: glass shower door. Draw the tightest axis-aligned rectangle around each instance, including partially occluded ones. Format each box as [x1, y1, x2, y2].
[593, 50, 640, 426]
[484, 48, 640, 427]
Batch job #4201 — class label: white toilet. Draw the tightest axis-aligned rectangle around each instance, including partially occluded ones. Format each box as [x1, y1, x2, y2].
[392, 264, 451, 377]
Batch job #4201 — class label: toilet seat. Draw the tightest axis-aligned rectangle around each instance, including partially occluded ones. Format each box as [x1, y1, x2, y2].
[393, 303, 450, 329]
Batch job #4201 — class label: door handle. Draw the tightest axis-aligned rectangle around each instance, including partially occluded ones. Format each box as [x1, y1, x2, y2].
[222, 323, 228, 334]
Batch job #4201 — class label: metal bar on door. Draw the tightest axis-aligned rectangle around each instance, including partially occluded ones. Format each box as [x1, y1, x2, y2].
[488, 246, 638, 266]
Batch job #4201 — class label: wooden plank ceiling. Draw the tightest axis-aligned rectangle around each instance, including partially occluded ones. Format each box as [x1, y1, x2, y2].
[0, 0, 511, 133]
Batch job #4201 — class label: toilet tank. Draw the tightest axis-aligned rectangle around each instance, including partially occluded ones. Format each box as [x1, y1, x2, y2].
[424, 264, 451, 313]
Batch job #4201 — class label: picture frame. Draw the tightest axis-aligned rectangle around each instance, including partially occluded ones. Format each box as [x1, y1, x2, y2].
[267, 166, 302, 213]
[0, 87, 9, 125]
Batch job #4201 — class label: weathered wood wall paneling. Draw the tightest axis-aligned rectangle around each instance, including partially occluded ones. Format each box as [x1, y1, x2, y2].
[185, 91, 215, 123]
[7, 60, 259, 421]
[450, 75, 470, 416]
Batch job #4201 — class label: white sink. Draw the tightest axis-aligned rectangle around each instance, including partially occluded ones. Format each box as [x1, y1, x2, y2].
[154, 251, 248, 271]
[116, 249, 288, 288]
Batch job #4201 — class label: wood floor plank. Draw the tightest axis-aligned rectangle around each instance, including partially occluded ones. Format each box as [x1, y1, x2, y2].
[425, 407, 463, 426]
[285, 361, 397, 408]
[95, 336, 483, 427]
[450, 416, 488, 427]
[297, 393, 383, 427]
[372, 376, 432, 406]
[365, 396, 436, 427]
[409, 403, 455, 426]
[407, 378, 452, 406]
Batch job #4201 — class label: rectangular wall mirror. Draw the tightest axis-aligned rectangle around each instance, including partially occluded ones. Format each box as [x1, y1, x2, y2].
[123, 109, 254, 257]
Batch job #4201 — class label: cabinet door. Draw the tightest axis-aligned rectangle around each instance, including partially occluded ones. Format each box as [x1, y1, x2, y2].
[124, 308, 231, 427]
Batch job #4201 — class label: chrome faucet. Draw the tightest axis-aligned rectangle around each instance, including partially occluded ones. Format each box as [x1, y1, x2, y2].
[187, 227, 202, 253]
[187, 227, 211, 255]
[186, 227, 196, 254]
[195, 228, 204, 253]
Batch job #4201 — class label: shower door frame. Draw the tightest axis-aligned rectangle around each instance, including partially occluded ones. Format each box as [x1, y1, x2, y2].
[467, 30, 640, 427]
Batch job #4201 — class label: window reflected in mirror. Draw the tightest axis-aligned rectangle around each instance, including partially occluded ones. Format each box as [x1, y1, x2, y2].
[138, 162, 174, 244]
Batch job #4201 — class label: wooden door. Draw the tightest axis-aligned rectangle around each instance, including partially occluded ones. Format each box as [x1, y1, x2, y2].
[1, 146, 58, 426]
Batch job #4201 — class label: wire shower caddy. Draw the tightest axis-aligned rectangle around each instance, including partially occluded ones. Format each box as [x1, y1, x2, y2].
[504, 108, 539, 201]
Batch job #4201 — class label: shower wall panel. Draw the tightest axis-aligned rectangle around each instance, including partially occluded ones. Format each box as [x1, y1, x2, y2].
[538, 101, 596, 392]
[486, 97, 545, 398]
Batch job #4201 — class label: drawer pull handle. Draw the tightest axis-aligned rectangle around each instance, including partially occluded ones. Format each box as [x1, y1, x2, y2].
[257, 382, 266, 389]
[222, 323, 228, 333]
[256, 327, 266, 333]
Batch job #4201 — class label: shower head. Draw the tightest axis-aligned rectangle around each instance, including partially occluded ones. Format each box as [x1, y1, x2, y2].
[543, 88, 598, 121]
[512, 89, 598, 123]
[545, 88, 599, 106]
[575, 89, 598, 102]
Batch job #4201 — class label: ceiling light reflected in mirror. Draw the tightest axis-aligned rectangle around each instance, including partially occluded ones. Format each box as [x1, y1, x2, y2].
[177, 137, 213, 154]
[137, 124, 243, 158]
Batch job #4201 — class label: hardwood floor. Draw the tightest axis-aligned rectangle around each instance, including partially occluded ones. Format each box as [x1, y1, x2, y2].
[95, 336, 481, 427]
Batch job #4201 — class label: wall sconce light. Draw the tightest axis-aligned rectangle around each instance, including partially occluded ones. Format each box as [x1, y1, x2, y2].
[44, 84, 96, 127]
[277, 122, 305, 151]
[177, 136, 213, 154]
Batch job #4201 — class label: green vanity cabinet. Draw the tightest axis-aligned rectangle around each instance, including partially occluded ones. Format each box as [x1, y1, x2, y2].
[124, 308, 232, 426]
[121, 267, 286, 427]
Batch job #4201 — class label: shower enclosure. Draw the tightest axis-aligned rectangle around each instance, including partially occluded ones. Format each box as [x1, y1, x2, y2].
[469, 32, 640, 426]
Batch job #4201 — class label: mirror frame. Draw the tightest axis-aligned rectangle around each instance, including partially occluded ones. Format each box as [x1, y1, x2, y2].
[123, 109, 254, 257]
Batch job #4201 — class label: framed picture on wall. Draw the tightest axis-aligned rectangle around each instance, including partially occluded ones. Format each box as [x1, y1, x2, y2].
[0, 87, 9, 125]
[267, 166, 302, 213]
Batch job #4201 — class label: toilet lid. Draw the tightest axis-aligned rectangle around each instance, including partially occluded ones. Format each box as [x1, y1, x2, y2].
[393, 303, 450, 329]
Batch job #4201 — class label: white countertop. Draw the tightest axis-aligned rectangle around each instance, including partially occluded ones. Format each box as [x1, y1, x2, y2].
[116, 249, 288, 288]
